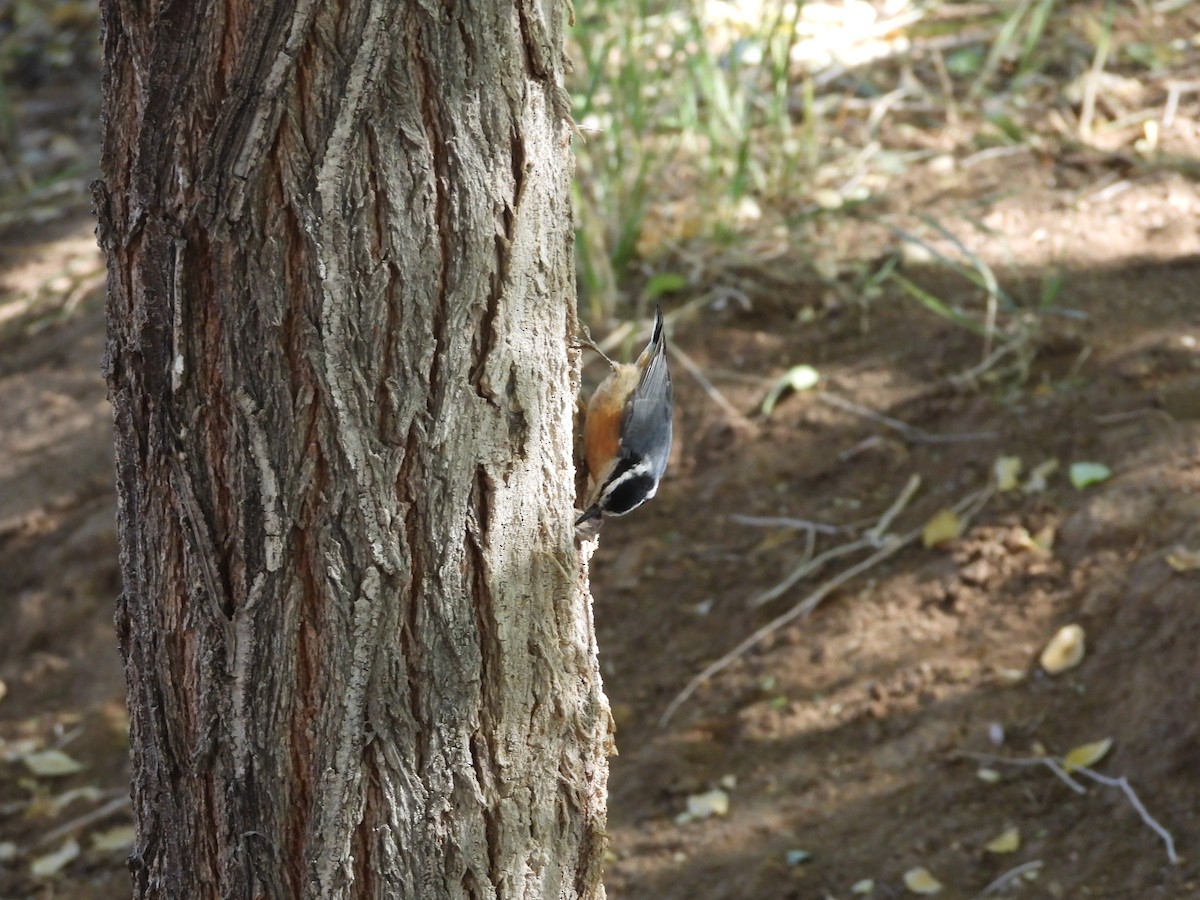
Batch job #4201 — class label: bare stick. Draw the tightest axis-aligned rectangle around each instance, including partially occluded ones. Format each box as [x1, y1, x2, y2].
[659, 532, 913, 726]
[817, 393, 997, 444]
[747, 538, 872, 609]
[1073, 765, 1179, 865]
[749, 475, 917, 608]
[865, 473, 921, 545]
[668, 342, 757, 429]
[1093, 408, 1169, 427]
[660, 483, 993, 726]
[36, 795, 132, 848]
[978, 860, 1043, 897]
[957, 750, 1086, 794]
[1078, 7, 1113, 141]
[729, 515, 842, 535]
[957, 753, 1178, 865]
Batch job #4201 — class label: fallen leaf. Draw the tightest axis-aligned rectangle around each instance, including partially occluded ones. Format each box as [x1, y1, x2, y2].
[922, 509, 962, 548]
[1022, 458, 1059, 493]
[686, 788, 728, 817]
[994, 456, 1023, 492]
[2, 738, 43, 763]
[1064, 737, 1113, 773]
[1010, 526, 1053, 555]
[0, 842, 16, 862]
[760, 365, 820, 417]
[675, 788, 729, 824]
[976, 767, 1001, 784]
[30, 839, 80, 878]
[1039, 624, 1086, 674]
[1166, 547, 1200, 572]
[1031, 525, 1056, 553]
[91, 825, 137, 853]
[22, 750, 85, 778]
[1069, 462, 1111, 490]
[985, 826, 1021, 853]
[785, 849, 812, 865]
[903, 865, 943, 894]
[851, 879, 875, 895]
[813, 188, 843, 210]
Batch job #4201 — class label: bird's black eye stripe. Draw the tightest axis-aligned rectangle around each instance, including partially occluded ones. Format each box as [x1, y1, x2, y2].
[607, 455, 637, 482]
[603, 473, 656, 516]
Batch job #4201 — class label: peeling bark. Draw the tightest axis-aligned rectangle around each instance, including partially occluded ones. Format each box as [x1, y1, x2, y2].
[96, 1, 611, 897]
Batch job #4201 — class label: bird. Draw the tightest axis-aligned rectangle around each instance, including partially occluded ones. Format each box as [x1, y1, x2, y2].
[576, 306, 673, 526]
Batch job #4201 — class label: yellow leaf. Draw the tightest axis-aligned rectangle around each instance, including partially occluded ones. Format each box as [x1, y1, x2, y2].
[1166, 547, 1200, 572]
[91, 825, 136, 853]
[1031, 525, 1056, 553]
[922, 509, 962, 548]
[985, 826, 1021, 853]
[1022, 458, 1059, 493]
[753, 530, 797, 554]
[675, 788, 730, 824]
[1039, 624, 1085, 674]
[30, 839, 80, 878]
[1063, 738, 1113, 773]
[813, 188, 844, 210]
[994, 456, 1023, 492]
[903, 866, 943, 894]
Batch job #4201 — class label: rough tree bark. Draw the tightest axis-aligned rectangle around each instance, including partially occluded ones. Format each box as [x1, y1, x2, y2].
[95, 1, 611, 897]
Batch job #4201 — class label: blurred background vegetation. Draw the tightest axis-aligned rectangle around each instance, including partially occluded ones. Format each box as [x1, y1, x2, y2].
[565, 0, 1197, 349]
[0, 1, 99, 223]
[1, 0, 1196, 343]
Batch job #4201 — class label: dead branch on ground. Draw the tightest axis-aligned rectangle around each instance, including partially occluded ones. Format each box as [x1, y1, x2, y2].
[660, 477, 994, 726]
[959, 751, 1179, 866]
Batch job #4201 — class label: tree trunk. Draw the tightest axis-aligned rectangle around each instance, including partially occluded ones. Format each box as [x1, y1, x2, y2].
[95, 1, 611, 897]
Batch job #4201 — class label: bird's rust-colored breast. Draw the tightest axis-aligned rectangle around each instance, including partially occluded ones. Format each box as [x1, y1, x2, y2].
[584, 363, 639, 481]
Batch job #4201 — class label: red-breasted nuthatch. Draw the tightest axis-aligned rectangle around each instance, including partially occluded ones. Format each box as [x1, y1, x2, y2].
[576, 306, 673, 525]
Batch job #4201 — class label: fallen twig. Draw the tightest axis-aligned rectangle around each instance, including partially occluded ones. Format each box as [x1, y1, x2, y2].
[659, 532, 911, 727]
[957, 750, 1086, 794]
[865, 473, 921, 544]
[668, 342, 757, 430]
[948, 337, 1027, 388]
[817, 393, 998, 444]
[1074, 764, 1179, 866]
[977, 860, 1043, 897]
[957, 752, 1179, 865]
[1093, 408, 1170, 427]
[746, 475, 919, 609]
[36, 794, 132, 848]
[1077, 4, 1113, 141]
[660, 480, 994, 726]
[728, 515, 842, 536]
[747, 538, 872, 609]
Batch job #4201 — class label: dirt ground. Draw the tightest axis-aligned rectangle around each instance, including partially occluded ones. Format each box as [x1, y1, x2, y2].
[3, 16, 1200, 900]
[3, 163, 1200, 898]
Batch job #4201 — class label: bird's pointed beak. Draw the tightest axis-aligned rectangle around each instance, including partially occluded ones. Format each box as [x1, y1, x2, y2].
[574, 504, 602, 526]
